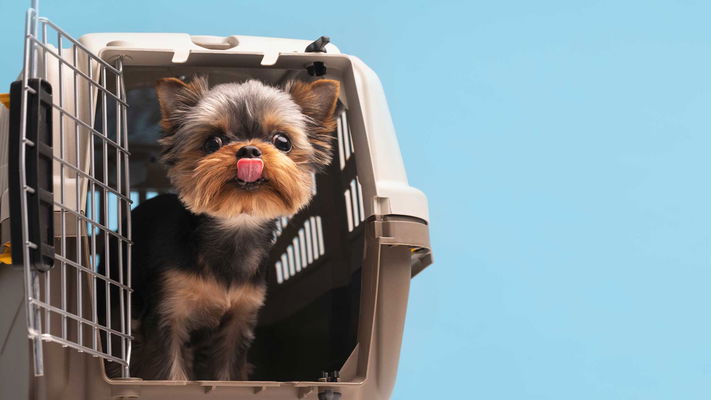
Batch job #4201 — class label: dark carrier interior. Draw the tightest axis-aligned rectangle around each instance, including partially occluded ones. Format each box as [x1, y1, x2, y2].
[96, 66, 365, 381]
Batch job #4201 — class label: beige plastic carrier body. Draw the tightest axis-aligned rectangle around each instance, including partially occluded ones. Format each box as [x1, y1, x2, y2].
[0, 5, 432, 400]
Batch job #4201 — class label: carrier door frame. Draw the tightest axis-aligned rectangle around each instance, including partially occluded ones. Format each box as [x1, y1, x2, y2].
[12, 6, 133, 377]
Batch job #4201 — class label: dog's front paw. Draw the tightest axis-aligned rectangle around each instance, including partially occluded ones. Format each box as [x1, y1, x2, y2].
[168, 368, 189, 381]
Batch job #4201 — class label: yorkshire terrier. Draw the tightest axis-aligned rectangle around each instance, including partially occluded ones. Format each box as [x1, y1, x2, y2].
[128, 76, 339, 380]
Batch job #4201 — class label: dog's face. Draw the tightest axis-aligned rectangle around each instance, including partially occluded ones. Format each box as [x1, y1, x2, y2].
[155, 77, 339, 220]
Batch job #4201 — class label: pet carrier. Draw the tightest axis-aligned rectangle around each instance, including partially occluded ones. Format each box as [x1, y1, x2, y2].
[0, 4, 432, 400]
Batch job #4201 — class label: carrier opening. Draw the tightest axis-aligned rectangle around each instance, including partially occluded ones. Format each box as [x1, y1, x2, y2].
[93, 67, 364, 381]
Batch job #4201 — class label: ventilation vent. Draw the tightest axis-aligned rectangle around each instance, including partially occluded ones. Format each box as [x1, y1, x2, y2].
[273, 216, 290, 238]
[274, 215, 325, 284]
[337, 111, 354, 170]
[345, 177, 365, 231]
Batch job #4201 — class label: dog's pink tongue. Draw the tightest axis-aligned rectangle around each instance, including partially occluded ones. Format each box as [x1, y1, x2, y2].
[236, 159, 264, 183]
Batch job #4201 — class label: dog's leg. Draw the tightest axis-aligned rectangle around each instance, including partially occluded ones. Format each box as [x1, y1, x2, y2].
[156, 308, 193, 380]
[165, 321, 191, 380]
[209, 307, 259, 381]
[157, 270, 206, 380]
[151, 316, 191, 380]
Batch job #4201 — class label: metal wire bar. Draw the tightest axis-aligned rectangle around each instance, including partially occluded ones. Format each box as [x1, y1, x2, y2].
[57, 30, 69, 342]
[42, 11, 51, 329]
[114, 57, 129, 376]
[20, 6, 45, 376]
[71, 41, 84, 350]
[86, 51, 99, 353]
[118, 58, 133, 376]
[99, 65, 112, 358]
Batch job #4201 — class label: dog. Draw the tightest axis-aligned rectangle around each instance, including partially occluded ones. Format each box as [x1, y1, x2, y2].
[126, 76, 339, 380]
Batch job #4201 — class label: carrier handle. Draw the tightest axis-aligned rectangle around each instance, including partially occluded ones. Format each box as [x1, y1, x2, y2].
[8, 78, 55, 271]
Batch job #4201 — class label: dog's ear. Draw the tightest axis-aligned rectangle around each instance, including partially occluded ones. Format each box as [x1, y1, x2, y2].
[155, 76, 208, 134]
[288, 79, 340, 126]
[287, 79, 340, 168]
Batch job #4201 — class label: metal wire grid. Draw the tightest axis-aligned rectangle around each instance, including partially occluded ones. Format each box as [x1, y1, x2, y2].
[19, 7, 132, 376]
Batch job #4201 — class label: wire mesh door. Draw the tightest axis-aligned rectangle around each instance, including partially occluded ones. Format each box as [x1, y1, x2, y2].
[12, 6, 132, 377]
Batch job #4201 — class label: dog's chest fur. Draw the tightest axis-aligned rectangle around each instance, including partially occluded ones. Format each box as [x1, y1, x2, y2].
[141, 195, 273, 329]
[161, 269, 266, 329]
[129, 193, 276, 328]
[127, 194, 276, 380]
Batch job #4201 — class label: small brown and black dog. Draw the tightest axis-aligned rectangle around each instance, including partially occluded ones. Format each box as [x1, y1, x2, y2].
[128, 76, 339, 380]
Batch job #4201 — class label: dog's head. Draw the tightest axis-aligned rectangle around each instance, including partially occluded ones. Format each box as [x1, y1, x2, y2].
[155, 76, 339, 220]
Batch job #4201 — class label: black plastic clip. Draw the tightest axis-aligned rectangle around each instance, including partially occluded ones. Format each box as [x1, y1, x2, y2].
[306, 62, 327, 77]
[9, 79, 55, 271]
[305, 36, 330, 77]
[305, 36, 330, 53]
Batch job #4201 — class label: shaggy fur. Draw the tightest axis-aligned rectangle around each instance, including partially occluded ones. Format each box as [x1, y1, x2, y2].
[128, 76, 339, 380]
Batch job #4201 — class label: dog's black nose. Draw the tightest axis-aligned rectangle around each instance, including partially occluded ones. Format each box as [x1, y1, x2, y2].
[236, 145, 262, 159]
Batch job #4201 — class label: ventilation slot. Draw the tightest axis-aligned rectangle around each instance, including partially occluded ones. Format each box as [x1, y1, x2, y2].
[274, 215, 325, 284]
[344, 177, 365, 231]
[274, 216, 290, 238]
[337, 112, 354, 169]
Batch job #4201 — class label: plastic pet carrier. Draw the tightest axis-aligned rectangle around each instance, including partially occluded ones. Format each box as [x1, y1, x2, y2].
[0, 4, 432, 400]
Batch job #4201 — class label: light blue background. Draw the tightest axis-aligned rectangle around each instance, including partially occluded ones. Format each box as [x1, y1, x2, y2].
[2, 1, 710, 398]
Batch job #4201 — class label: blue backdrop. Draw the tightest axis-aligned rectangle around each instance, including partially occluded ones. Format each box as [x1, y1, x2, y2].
[1, 1, 709, 398]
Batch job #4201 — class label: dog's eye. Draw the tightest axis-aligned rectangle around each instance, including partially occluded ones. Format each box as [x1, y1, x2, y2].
[272, 133, 292, 152]
[203, 136, 223, 154]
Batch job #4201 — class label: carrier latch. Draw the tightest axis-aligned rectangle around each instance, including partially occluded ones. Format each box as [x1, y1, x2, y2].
[305, 36, 330, 77]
